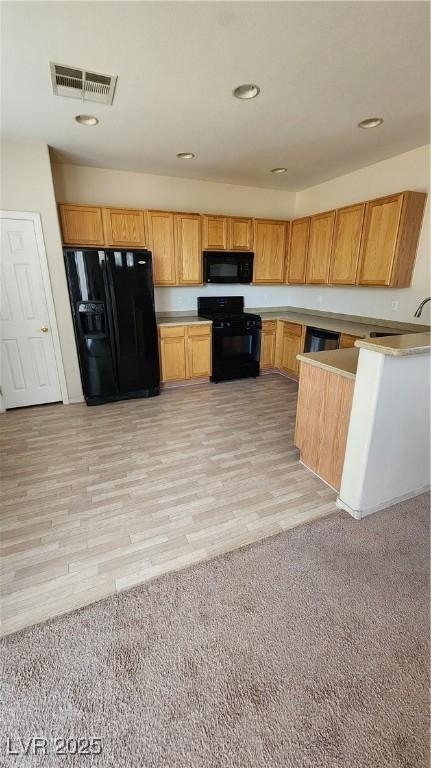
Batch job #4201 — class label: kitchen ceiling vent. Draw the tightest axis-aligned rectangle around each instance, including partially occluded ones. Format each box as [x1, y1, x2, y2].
[50, 63, 117, 105]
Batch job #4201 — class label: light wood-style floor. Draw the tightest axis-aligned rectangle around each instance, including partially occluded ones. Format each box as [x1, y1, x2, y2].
[0, 375, 337, 636]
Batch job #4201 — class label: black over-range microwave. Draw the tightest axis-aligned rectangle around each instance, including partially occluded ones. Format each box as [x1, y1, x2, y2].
[203, 251, 254, 284]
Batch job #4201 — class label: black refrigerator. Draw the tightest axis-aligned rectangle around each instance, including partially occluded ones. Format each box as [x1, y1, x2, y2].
[64, 248, 160, 406]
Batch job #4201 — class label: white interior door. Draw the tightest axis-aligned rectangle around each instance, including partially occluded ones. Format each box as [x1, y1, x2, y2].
[1, 217, 62, 409]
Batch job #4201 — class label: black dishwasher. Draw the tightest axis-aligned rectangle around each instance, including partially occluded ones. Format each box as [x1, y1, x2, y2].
[304, 326, 340, 353]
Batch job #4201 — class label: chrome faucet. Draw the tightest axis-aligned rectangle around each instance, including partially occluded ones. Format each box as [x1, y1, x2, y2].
[414, 297, 431, 317]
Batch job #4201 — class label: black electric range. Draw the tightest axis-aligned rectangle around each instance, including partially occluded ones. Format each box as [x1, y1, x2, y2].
[198, 296, 262, 382]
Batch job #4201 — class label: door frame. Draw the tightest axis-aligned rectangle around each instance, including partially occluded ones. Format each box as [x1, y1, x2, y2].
[0, 210, 69, 410]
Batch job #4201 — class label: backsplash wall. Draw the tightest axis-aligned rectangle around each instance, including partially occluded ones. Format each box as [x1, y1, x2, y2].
[154, 284, 292, 313]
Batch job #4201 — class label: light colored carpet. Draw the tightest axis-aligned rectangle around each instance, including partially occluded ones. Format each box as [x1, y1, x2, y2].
[1, 493, 429, 767]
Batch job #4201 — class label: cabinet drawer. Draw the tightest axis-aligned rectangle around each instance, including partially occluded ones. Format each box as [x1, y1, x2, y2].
[186, 323, 211, 337]
[262, 320, 277, 331]
[281, 321, 302, 336]
[159, 325, 186, 339]
[339, 333, 361, 348]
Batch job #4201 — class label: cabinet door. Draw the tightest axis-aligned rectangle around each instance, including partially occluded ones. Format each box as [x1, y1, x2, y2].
[357, 194, 404, 286]
[260, 321, 277, 369]
[286, 218, 309, 284]
[102, 208, 146, 247]
[277, 322, 303, 377]
[202, 215, 228, 250]
[253, 220, 287, 283]
[329, 204, 365, 285]
[187, 326, 211, 378]
[229, 217, 253, 251]
[159, 326, 187, 381]
[147, 211, 176, 285]
[174, 213, 202, 285]
[59, 204, 104, 246]
[306, 211, 335, 284]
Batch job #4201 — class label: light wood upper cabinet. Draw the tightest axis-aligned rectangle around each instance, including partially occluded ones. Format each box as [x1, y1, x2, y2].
[175, 213, 202, 285]
[59, 204, 104, 246]
[202, 215, 228, 250]
[306, 210, 335, 284]
[286, 217, 310, 284]
[357, 192, 426, 287]
[357, 194, 403, 286]
[253, 219, 287, 283]
[229, 217, 253, 251]
[275, 321, 304, 377]
[146, 211, 176, 286]
[329, 204, 365, 285]
[260, 320, 277, 369]
[58, 189, 426, 289]
[102, 207, 146, 247]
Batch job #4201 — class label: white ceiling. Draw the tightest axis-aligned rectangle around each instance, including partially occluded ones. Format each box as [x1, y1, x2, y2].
[1, 1, 429, 190]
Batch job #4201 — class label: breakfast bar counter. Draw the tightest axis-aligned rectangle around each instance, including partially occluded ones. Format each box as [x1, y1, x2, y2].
[296, 347, 359, 380]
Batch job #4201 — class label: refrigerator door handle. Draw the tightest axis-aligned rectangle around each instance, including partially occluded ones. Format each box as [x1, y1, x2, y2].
[101, 253, 121, 378]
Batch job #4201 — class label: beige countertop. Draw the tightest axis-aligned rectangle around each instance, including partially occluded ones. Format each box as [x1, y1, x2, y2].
[355, 332, 431, 356]
[156, 307, 429, 336]
[257, 310, 418, 338]
[157, 316, 212, 326]
[297, 347, 359, 380]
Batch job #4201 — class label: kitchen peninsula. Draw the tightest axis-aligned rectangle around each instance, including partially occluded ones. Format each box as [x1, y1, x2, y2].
[296, 333, 431, 517]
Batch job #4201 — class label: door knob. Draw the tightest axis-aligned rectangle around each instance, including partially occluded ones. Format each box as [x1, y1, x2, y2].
[40, 326, 49, 333]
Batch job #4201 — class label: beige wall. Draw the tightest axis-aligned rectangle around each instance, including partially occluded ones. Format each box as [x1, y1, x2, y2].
[52, 163, 296, 218]
[293, 145, 430, 324]
[1, 140, 83, 401]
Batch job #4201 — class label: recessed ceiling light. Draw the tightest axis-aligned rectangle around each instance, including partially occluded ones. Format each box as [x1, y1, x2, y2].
[75, 114, 99, 126]
[270, 167, 287, 174]
[176, 152, 195, 159]
[358, 117, 384, 129]
[233, 84, 260, 100]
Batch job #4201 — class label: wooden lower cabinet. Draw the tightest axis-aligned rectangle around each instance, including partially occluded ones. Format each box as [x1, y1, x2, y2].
[295, 362, 355, 490]
[186, 324, 212, 378]
[275, 321, 304, 378]
[158, 326, 187, 381]
[260, 321, 277, 369]
[159, 324, 211, 382]
[339, 333, 361, 349]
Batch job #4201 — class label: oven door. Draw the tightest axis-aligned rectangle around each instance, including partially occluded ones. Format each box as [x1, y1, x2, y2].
[203, 252, 252, 284]
[212, 325, 261, 382]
